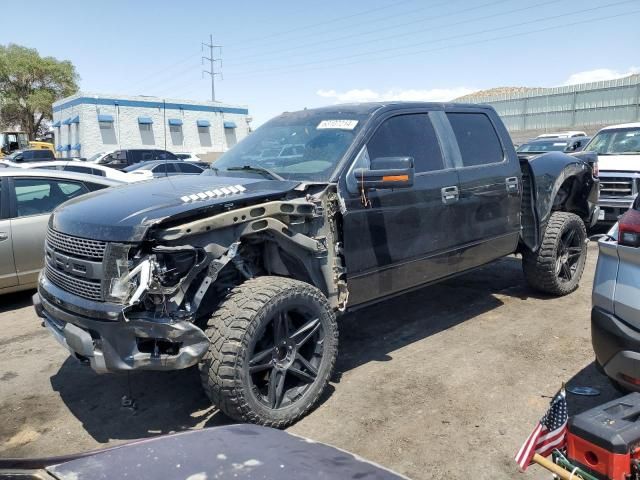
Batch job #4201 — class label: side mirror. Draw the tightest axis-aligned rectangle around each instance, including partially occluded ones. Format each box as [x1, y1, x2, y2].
[353, 156, 414, 190]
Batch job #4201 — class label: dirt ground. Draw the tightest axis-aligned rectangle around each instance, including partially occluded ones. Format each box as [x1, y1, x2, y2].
[0, 243, 622, 479]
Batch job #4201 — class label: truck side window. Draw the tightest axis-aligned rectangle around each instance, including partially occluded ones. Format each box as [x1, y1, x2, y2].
[446, 113, 504, 167]
[367, 114, 444, 173]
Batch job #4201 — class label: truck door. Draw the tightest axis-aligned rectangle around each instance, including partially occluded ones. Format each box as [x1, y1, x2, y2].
[0, 179, 17, 289]
[341, 112, 460, 306]
[445, 111, 522, 271]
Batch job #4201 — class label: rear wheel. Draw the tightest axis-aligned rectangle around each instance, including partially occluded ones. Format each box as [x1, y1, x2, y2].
[199, 276, 338, 427]
[523, 211, 587, 296]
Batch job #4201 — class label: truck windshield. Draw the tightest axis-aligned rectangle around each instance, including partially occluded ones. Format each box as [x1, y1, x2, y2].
[585, 127, 640, 155]
[517, 140, 568, 153]
[213, 111, 368, 182]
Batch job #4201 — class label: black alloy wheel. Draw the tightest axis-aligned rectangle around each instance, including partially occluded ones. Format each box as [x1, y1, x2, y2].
[555, 226, 584, 283]
[522, 211, 588, 296]
[199, 276, 338, 427]
[248, 307, 324, 410]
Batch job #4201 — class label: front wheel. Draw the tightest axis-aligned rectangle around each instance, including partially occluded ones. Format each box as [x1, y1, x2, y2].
[199, 276, 338, 427]
[522, 211, 588, 296]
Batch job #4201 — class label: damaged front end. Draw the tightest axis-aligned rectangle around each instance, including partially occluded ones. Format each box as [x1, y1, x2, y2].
[36, 186, 348, 374]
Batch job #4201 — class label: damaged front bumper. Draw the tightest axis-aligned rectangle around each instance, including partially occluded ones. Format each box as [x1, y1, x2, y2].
[35, 276, 209, 374]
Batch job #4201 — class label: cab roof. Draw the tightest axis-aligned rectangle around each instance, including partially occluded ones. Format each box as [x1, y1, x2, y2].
[600, 122, 640, 130]
[280, 101, 493, 116]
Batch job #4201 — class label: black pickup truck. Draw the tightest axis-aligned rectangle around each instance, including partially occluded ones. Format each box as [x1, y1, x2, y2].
[34, 102, 599, 427]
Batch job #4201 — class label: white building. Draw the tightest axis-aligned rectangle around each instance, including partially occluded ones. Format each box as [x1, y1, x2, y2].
[52, 93, 251, 159]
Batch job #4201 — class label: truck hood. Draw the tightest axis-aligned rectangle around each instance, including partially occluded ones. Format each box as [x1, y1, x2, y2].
[51, 174, 302, 242]
[597, 154, 640, 172]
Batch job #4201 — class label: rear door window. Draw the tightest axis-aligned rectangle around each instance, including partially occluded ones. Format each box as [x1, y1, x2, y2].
[367, 113, 445, 173]
[446, 112, 504, 167]
[152, 163, 177, 174]
[64, 165, 91, 175]
[14, 178, 88, 217]
[177, 163, 203, 173]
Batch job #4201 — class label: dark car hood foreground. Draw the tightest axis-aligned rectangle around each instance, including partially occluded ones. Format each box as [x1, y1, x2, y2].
[0, 425, 407, 479]
[51, 174, 302, 242]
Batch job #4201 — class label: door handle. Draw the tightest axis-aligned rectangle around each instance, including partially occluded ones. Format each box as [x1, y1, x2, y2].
[0, 232, 8, 241]
[505, 177, 519, 193]
[441, 185, 459, 204]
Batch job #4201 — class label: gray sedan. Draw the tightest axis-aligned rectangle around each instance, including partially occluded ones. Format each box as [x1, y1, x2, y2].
[123, 160, 204, 178]
[0, 169, 122, 295]
[592, 199, 640, 391]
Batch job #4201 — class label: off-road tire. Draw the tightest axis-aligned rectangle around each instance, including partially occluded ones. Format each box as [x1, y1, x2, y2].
[198, 276, 338, 427]
[522, 211, 587, 296]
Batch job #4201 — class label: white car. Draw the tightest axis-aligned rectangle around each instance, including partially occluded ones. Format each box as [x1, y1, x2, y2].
[536, 130, 588, 139]
[175, 152, 202, 161]
[23, 161, 147, 183]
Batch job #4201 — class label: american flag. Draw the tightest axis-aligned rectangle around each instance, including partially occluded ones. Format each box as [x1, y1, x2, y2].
[515, 388, 568, 471]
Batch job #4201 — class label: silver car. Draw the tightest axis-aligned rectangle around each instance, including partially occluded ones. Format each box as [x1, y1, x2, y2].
[592, 198, 640, 391]
[0, 169, 121, 295]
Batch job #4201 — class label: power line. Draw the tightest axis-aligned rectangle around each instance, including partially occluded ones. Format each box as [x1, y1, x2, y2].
[202, 34, 223, 102]
[225, 0, 543, 68]
[128, 52, 201, 93]
[137, 0, 543, 96]
[227, 0, 638, 79]
[226, 0, 416, 50]
[126, 0, 420, 92]
[228, 7, 640, 83]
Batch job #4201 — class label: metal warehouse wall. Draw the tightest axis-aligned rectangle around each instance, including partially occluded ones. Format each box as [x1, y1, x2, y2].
[457, 74, 640, 143]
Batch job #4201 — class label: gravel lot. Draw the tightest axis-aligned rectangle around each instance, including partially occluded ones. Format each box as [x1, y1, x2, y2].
[0, 242, 621, 479]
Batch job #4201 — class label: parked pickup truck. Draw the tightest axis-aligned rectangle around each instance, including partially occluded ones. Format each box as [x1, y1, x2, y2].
[34, 103, 599, 427]
[586, 122, 640, 223]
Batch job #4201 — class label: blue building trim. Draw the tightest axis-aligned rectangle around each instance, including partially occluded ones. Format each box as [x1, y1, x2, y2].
[53, 96, 249, 115]
[62, 118, 72, 125]
[224, 121, 237, 129]
[70, 115, 80, 124]
[138, 116, 153, 124]
[97, 114, 114, 122]
[168, 118, 183, 126]
[52, 121, 61, 128]
[197, 120, 210, 127]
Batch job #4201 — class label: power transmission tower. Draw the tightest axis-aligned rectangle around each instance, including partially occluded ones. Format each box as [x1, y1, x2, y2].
[202, 34, 223, 102]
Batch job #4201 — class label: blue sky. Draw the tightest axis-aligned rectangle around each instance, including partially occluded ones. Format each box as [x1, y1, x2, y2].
[3, 0, 639, 125]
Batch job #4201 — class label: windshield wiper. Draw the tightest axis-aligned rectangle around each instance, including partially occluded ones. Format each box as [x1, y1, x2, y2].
[225, 165, 285, 181]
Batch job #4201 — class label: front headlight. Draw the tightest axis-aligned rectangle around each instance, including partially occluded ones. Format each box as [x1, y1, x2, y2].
[154, 250, 197, 287]
[102, 243, 135, 303]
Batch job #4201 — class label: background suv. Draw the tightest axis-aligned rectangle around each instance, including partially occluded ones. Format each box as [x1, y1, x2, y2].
[1, 148, 56, 166]
[93, 149, 179, 170]
[592, 198, 640, 391]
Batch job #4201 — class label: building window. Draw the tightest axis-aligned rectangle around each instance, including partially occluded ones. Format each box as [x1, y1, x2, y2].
[169, 125, 181, 133]
[140, 124, 152, 132]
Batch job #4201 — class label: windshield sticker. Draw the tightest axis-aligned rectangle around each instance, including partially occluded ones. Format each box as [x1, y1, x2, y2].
[317, 120, 358, 130]
[553, 142, 566, 146]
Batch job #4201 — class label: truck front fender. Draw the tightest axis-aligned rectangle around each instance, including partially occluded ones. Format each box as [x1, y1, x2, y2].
[522, 152, 597, 251]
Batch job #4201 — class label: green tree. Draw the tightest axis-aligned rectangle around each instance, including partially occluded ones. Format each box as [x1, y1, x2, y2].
[0, 44, 79, 139]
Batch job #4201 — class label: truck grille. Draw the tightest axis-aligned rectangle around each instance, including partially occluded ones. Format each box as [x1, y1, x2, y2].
[600, 177, 635, 197]
[45, 260, 103, 301]
[46, 229, 107, 260]
[45, 228, 105, 301]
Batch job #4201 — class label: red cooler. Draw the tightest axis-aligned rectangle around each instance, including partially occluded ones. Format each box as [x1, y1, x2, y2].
[567, 393, 640, 480]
